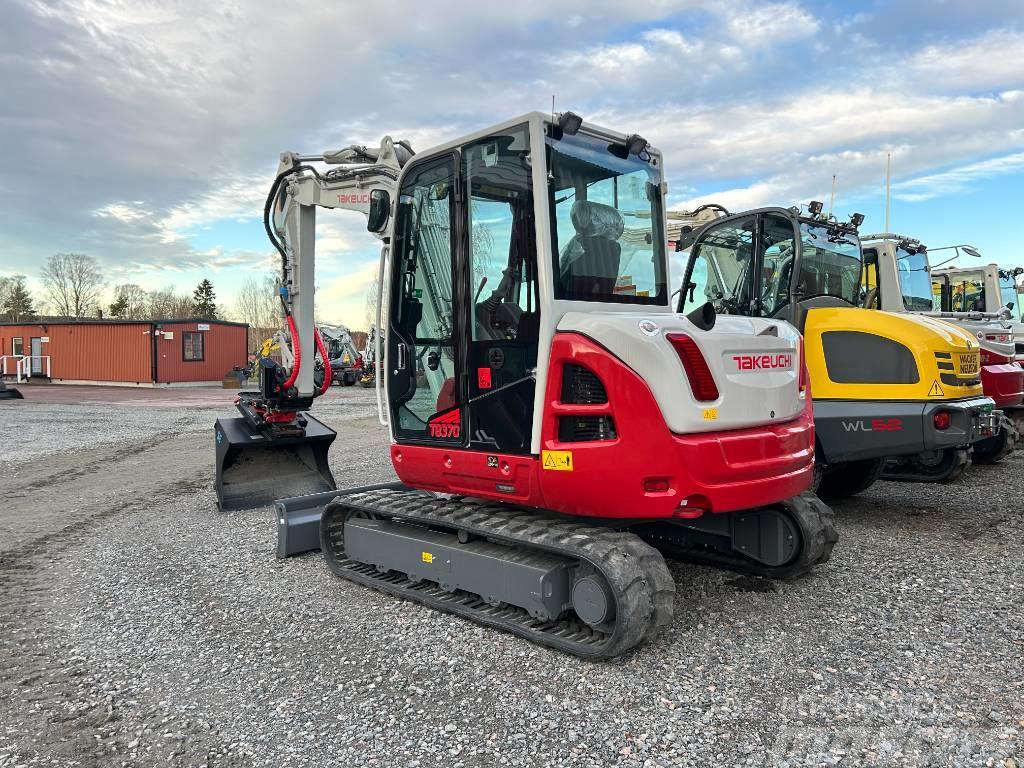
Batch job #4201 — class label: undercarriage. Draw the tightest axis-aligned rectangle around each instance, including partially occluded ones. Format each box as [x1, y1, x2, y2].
[317, 488, 837, 658]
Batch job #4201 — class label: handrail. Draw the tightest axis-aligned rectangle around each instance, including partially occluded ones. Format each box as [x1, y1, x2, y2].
[6, 355, 51, 383]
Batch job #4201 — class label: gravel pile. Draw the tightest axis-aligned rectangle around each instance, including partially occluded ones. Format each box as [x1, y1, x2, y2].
[0, 389, 1021, 767]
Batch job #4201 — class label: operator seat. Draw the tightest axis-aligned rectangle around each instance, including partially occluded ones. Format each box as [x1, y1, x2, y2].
[559, 200, 625, 300]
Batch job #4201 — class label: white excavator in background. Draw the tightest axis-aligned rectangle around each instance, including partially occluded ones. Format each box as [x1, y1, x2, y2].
[214, 111, 837, 658]
[318, 323, 362, 386]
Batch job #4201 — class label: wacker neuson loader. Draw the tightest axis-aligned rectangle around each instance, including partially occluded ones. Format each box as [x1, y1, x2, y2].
[215, 112, 838, 658]
[676, 204, 997, 496]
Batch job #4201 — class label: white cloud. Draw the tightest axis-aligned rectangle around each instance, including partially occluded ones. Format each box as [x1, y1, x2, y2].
[909, 30, 1024, 91]
[724, 2, 820, 46]
[892, 150, 1024, 202]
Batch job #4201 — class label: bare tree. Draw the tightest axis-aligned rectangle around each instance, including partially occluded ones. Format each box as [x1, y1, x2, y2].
[109, 283, 149, 319]
[363, 283, 378, 331]
[148, 287, 193, 319]
[232, 274, 280, 350]
[40, 253, 105, 318]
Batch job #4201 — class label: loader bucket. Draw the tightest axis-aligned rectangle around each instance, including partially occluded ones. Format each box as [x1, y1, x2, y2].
[273, 481, 407, 558]
[215, 415, 337, 511]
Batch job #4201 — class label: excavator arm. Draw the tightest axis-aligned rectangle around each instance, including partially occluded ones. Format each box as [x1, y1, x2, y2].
[214, 135, 414, 512]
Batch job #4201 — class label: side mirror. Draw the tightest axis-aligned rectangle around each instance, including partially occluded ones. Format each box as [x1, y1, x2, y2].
[367, 189, 391, 233]
[427, 350, 440, 371]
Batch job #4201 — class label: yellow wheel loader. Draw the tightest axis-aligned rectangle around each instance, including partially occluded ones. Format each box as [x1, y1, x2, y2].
[677, 204, 997, 496]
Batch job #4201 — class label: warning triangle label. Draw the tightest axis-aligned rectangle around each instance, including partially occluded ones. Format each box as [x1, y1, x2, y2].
[928, 380, 944, 397]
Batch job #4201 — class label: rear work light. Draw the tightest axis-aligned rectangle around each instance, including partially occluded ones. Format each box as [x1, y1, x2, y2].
[933, 410, 951, 430]
[665, 333, 720, 402]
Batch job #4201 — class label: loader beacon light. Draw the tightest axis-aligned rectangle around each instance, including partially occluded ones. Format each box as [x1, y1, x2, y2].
[808, 200, 824, 216]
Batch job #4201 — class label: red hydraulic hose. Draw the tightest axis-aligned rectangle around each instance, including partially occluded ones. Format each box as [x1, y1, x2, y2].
[314, 328, 331, 396]
[280, 314, 301, 391]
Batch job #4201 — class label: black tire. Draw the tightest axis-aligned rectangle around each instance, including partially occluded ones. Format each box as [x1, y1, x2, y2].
[342, 373, 356, 386]
[971, 413, 1018, 465]
[816, 458, 885, 499]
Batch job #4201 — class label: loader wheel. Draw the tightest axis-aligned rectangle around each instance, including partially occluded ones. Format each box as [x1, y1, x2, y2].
[816, 458, 885, 499]
[971, 413, 1018, 465]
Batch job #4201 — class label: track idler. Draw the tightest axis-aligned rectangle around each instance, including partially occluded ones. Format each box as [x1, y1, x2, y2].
[880, 447, 970, 484]
[320, 489, 675, 659]
[638, 493, 838, 580]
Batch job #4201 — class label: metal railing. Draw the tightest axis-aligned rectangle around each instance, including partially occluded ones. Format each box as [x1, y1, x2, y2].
[0, 355, 51, 383]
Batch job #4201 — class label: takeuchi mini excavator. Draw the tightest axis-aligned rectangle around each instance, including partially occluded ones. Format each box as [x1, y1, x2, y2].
[215, 111, 838, 658]
[860, 235, 1022, 463]
[677, 204, 997, 494]
[930, 262, 1024, 365]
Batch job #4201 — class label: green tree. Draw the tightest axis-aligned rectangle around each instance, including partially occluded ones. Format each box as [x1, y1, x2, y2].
[192, 279, 217, 318]
[1, 275, 36, 322]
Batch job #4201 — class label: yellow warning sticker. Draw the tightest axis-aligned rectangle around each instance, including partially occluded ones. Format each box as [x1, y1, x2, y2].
[542, 450, 573, 471]
[928, 380, 945, 397]
[421, 552, 433, 563]
[702, 408, 719, 421]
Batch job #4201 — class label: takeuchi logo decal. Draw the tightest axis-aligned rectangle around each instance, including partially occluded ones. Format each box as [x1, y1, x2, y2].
[732, 353, 793, 371]
[337, 193, 371, 205]
[428, 409, 461, 439]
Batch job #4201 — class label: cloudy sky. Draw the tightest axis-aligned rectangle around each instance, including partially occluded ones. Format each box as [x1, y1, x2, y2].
[3, 0, 1023, 327]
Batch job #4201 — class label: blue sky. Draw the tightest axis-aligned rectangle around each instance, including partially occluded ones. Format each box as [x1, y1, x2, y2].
[2, 0, 1023, 326]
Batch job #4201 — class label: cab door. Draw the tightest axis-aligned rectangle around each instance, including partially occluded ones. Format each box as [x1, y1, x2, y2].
[387, 154, 468, 446]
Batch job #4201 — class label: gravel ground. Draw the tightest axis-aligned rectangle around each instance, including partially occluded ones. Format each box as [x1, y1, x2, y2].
[0, 387, 1021, 767]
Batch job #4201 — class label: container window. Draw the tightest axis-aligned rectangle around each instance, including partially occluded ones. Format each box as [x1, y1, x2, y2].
[12, 337, 24, 357]
[183, 332, 204, 361]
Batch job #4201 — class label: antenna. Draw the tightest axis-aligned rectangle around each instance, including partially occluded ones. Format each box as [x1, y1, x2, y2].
[828, 174, 836, 217]
[551, 95, 556, 124]
[885, 152, 891, 233]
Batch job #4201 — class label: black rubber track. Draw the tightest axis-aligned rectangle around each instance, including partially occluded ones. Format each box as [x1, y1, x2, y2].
[645, 493, 839, 580]
[320, 489, 675, 659]
[881, 447, 970, 483]
[970, 413, 1018, 465]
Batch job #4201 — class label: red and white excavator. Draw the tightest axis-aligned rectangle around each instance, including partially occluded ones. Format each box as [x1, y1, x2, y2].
[215, 112, 837, 657]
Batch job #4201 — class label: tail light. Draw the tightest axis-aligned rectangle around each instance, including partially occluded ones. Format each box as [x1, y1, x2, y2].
[933, 410, 951, 430]
[985, 332, 1012, 344]
[666, 333, 719, 402]
[980, 348, 1013, 366]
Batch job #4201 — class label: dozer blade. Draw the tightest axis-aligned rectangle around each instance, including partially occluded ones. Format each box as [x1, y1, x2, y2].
[0, 381, 24, 400]
[215, 415, 337, 511]
[273, 482, 407, 558]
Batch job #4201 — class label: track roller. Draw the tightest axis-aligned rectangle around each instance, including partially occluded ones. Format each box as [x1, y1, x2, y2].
[320, 489, 675, 659]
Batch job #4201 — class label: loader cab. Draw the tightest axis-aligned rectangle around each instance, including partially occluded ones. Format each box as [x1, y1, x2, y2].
[386, 114, 668, 457]
[860, 238, 935, 313]
[678, 207, 863, 331]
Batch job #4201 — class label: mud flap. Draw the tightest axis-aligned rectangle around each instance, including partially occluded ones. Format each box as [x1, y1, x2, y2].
[215, 415, 337, 511]
[273, 482, 408, 558]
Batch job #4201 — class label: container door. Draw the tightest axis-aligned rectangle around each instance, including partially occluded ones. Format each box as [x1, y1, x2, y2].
[30, 337, 42, 375]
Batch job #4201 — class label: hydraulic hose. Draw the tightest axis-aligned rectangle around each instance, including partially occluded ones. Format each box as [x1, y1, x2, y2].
[314, 328, 331, 397]
[280, 314, 301, 391]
